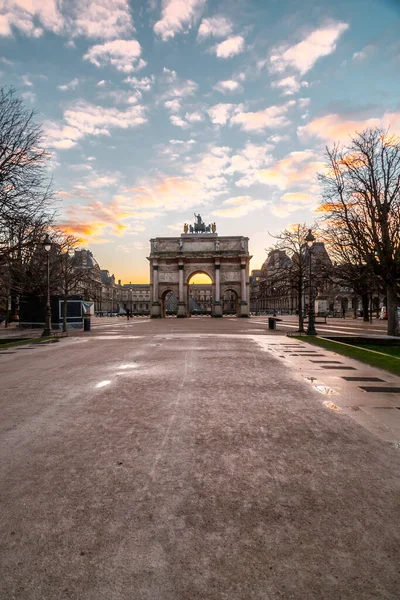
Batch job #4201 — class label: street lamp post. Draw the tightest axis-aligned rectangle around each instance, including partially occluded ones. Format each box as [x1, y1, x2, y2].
[272, 286, 277, 316]
[42, 233, 52, 337]
[305, 228, 317, 336]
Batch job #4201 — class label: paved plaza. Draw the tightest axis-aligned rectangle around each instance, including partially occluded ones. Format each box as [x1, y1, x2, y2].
[1, 317, 400, 599]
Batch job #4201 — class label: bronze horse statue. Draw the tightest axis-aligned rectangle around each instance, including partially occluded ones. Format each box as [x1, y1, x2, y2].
[193, 213, 211, 233]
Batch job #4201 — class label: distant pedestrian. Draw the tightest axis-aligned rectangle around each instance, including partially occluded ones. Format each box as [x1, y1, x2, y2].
[126, 308, 131, 321]
[342, 306, 346, 319]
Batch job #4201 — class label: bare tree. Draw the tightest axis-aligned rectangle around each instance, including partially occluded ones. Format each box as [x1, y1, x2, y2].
[316, 223, 379, 321]
[267, 224, 317, 333]
[0, 87, 56, 319]
[53, 232, 93, 333]
[318, 128, 400, 335]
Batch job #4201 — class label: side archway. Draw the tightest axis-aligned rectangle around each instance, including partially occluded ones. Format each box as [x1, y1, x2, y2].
[160, 288, 178, 317]
[221, 287, 241, 317]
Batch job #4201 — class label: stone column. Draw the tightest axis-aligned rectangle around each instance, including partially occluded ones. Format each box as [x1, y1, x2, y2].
[213, 263, 222, 317]
[177, 264, 186, 317]
[151, 264, 161, 318]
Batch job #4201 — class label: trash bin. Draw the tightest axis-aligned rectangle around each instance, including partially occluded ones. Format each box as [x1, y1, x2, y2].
[83, 315, 91, 331]
[268, 317, 276, 330]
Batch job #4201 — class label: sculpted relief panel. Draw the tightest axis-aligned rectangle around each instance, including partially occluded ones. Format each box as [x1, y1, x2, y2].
[220, 271, 240, 282]
[159, 272, 179, 283]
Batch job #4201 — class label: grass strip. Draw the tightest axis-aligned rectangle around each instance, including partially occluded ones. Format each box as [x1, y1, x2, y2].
[0, 337, 58, 350]
[291, 335, 400, 377]
[357, 344, 400, 358]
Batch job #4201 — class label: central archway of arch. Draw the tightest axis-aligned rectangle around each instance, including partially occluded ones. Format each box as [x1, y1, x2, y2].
[187, 271, 213, 317]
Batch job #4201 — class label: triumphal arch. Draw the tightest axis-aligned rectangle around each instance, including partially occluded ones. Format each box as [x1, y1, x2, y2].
[148, 215, 251, 318]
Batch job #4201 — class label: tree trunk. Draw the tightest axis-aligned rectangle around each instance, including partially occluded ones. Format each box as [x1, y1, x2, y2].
[353, 295, 358, 319]
[62, 296, 68, 333]
[386, 282, 399, 336]
[297, 283, 304, 333]
[361, 293, 369, 322]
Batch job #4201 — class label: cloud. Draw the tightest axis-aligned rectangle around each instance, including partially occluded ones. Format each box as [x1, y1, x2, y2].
[184, 111, 203, 123]
[84, 39, 145, 73]
[21, 74, 33, 86]
[136, 145, 234, 211]
[69, 0, 134, 40]
[352, 44, 375, 61]
[271, 193, 317, 217]
[183, 145, 232, 195]
[57, 78, 80, 91]
[269, 134, 290, 143]
[197, 15, 233, 40]
[164, 99, 181, 112]
[86, 174, 120, 188]
[269, 21, 348, 76]
[256, 150, 324, 190]
[298, 97, 310, 109]
[281, 192, 315, 205]
[45, 100, 147, 149]
[61, 221, 110, 243]
[298, 112, 400, 142]
[0, 0, 134, 40]
[170, 115, 188, 128]
[213, 35, 245, 59]
[208, 103, 238, 125]
[170, 139, 196, 146]
[212, 196, 267, 218]
[227, 142, 274, 186]
[162, 68, 198, 98]
[154, 0, 206, 41]
[169, 111, 202, 129]
[124, 176, 205, 210]
[60, 194, 157, 243]
[124, 75, 155, 91]
[271, 76, 307, 96]
[61, 197, 129, 242]
[213, 79, 243, 94]
[158, 138, 197, 161]
[21, 91, 36, 103]
[97, 88, 141, 105]
[0, 0, 61, 37]
[231, 101, 295, 132]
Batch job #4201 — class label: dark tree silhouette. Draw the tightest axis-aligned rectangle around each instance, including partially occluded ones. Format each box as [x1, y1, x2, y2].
[318, 128, 400, 335]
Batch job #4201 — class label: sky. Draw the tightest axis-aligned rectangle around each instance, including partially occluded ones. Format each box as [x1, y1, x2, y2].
[1, 0, 400, 283]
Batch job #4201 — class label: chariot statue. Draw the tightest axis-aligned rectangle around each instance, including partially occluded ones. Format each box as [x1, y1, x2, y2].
[190, 213, 213, 233]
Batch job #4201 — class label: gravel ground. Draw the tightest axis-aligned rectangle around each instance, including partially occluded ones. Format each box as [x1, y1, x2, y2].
[1, 318, 399, 600]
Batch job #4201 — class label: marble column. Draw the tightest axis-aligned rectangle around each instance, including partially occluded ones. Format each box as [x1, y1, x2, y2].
[178, 265, 184, 302]
[215, 265, 220, 302]
[177, 264, 186, 317]
[240, 263, 246, 303]
[151, 264, 161, 318]
[153, 265, 159, 302]
[213, 263, 222, 317]
[240, 262, 249, 317]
